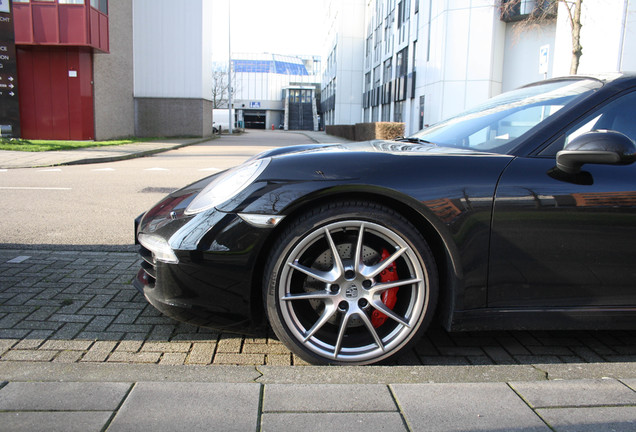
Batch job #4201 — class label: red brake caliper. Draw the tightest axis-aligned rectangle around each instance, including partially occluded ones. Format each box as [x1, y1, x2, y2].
[371, 249, 399, 328]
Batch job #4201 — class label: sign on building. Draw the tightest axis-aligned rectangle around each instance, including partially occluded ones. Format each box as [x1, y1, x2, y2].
[0, 0, 20, 137]
[539, 44, 550, 76]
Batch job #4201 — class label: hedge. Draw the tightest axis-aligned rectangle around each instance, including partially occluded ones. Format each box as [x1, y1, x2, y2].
[326, 122, 405, 141]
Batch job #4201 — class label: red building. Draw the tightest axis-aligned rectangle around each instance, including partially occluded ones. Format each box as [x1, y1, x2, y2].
[13, 0, 109, 140]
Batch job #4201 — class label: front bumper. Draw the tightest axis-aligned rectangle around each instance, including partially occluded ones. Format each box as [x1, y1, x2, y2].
[133, 207, 273, 330]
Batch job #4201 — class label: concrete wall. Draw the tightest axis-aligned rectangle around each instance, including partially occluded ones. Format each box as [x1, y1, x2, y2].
[132, 0, 213, 137]
[417, 1, 505, 125]
[502, 21, 556, 92]
[135, 98, 213, 137]
[93, 0, 134, 140]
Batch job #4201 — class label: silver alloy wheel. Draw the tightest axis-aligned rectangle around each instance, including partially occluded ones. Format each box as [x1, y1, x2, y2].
[277, 220, 429, 363]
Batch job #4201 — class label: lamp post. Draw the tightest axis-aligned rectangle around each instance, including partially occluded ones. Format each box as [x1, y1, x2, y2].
[228, 0, 233, 134]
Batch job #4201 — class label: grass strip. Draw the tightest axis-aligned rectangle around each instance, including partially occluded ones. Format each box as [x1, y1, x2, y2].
[0, 137, 159, 152]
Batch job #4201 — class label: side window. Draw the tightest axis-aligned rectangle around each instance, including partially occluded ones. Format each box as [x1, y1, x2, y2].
[540, 90, 636, 156]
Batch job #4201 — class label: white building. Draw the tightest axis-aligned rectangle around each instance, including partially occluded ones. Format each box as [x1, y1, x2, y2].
[232, 53, 321, 130]
[321, 0, 367, 127]
[324, 0, 636, 136]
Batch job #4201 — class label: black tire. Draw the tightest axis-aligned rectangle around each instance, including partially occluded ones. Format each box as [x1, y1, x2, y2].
[264, 200, 438, 365]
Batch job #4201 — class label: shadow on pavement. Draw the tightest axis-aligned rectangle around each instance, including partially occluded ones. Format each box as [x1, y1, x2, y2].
[1, 246, 635, 367]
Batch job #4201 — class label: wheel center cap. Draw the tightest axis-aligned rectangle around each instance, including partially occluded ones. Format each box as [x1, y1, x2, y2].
[345, 284, 358, 299]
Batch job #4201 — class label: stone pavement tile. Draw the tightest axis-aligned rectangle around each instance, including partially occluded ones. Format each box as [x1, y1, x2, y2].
[185, 342, 216, 365]
[216, 335, 242, 353]
[0, 382, 131, 411]
[52, 350, 84, 363]
[0, 339, 17, 355]
[265, 354, 291, 366]
[13, 339, 45, 350]
[536, 407, 636, 432]
[392, 382, 550, 432]
[107, 382, 260, 432]
[622, 378, 636, 391]
[0, 411, 113, 432]
[261, 412, 408, 432]
[213, 353, 265, 365]
[40, 340, 93, 351]
[510, 379, 636, 408]
[158, 352, 187, 365]
[81, 341, 118, 362]
[264, 384, 397, 412]
[1, 350, 58, 362]
[107, 351, 161, 363]
[141, 342, 191, 353]
[243, 342, 291, 355]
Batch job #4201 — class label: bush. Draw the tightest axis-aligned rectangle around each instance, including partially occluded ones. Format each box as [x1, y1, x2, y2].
[325, 125, 355, 140]
[326, 122, 405, 141]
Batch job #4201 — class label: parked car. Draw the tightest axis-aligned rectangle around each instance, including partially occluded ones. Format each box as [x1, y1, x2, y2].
[135, 73, 636, 365]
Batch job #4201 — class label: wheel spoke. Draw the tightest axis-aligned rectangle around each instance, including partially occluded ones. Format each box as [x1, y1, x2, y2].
[362, 246, 408, 278]
[282, 290, 335, 301]
[353, 223, 365, 272]
[302, 304, 338, 342]
[357, 311, 385, 351]
[324, 227, 344, 279]
[367, 277, 422, 296]
[333, 311, 351, 359]
[288, 261, 338, 284]
[370, 300, 411, 327]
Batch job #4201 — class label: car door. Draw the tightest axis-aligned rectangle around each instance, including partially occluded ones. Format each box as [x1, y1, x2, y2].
[488, 90, 636, 308]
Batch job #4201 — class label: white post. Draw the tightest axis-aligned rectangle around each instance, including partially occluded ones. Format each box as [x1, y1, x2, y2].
[228, 0, 233, 134]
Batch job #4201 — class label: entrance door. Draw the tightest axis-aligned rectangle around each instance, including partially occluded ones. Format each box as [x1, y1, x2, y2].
[17, 46, 94, 140]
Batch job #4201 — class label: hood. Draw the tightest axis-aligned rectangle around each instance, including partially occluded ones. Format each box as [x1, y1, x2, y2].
[254, 140, 493, 160]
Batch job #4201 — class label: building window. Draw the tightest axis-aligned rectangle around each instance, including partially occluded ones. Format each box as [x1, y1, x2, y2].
[394, 101, 404, 123]
[381, 103, 391, 121]
[412, 41, 417, 72]
[89, 0, 108, 13]
[383, 58, 392, 84]
[396, 47, 408, 77]
[500, 0, 556, 22]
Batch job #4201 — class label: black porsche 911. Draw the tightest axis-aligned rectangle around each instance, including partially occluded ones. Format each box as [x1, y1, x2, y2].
[135, 73, 636, 365]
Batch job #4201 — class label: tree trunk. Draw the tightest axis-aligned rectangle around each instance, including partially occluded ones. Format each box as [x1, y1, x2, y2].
[569, 0, 583, 74]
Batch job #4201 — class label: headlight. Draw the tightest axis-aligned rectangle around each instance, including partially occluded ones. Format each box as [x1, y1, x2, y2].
[184, 158, 270, 215]
[138, 233, 179, 264]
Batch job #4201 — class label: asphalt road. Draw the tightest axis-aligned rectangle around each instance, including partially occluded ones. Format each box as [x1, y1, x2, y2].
[0, 130, 309, 249]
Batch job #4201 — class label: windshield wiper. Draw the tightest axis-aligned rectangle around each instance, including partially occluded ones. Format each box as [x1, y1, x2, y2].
[394, 137, 436, 145]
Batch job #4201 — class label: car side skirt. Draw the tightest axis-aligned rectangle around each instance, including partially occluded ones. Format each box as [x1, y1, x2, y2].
[449, 307, 636, 331]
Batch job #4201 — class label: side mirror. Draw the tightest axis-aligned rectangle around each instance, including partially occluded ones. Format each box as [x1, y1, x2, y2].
[556, 130, 636, 174]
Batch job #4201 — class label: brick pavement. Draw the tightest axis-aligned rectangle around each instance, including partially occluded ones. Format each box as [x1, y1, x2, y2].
[1, 248, 636, 367]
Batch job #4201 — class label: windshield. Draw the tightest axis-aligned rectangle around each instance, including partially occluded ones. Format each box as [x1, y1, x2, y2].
[409, 79, 602, 154]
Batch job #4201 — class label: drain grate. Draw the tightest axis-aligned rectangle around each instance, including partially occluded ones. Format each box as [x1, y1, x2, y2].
[140, 187, 177, 194]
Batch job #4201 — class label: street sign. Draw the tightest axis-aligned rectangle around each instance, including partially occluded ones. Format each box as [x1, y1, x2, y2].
[0, 0, 20, 137]
[539, 44, 550, 76]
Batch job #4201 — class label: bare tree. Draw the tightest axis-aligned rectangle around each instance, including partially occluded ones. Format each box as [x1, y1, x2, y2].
[212, 67, 229, 109]
[563, 0, 583, 74]
[500, 0, 583, 74]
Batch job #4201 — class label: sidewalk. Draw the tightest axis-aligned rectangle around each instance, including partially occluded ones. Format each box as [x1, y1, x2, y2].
[0, 138, 208, 169]
[0, 368, 634, 431]
[0, 131, 349, 169]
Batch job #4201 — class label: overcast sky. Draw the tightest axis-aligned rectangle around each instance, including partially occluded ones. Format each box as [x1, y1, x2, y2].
[212, 0, 326, 62]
